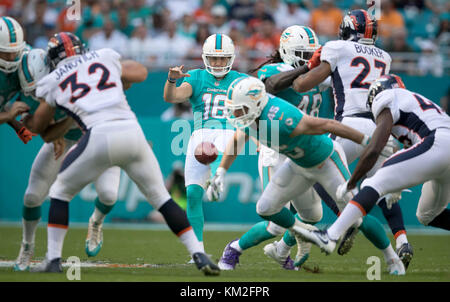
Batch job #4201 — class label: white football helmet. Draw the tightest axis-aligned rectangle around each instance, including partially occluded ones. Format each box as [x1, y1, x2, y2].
[18, 48, 49, 98]
[202, 33, 235, 78]
[0, 16, 26, 73]
[279, 25, 320, 68]
[225, 76, 269, 129]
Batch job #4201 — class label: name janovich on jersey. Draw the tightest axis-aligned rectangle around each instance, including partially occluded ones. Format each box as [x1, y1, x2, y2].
[206, 87, 227, 93]
[54, 51, 100, 81]
[354, 44, 384, 59]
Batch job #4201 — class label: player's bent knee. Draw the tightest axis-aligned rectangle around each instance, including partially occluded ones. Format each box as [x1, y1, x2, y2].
[416, 210, 434, 226]
[256, 199, 278, 217]
[24, 193, 44, 208]
[97, 190, 118, 206]
[298, 208, 322, 224]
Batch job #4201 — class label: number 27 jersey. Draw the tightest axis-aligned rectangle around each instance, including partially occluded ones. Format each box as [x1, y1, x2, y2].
[321, 40, 392, 118]
[36, 48, 136, 131]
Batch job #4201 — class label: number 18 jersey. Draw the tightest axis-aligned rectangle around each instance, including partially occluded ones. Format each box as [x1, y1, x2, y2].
[321, 40, 392, 119]
[183, 69, 247, 130]
[36, 48, 136, 131]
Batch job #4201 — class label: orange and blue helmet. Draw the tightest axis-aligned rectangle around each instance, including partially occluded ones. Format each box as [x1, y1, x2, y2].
[367, 74, 406, 109]
[47, 32, 85, 70]
[339, 9, 377, 45]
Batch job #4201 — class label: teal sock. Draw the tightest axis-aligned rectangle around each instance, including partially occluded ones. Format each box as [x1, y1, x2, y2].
[23, 205, 41, 221]
[95, 197, 115, 215]
[186, 184, 205, 242]
[282, 214, 318, 247]
[359, 214, 390, 250]
[259, 207, 295, 229]
[238, 221, 275, 250]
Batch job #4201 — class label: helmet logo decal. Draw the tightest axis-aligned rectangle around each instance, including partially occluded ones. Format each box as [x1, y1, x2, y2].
[280, 31, 292, 42]
[2, 17, 17, 44]
[246, 84, 263, 101]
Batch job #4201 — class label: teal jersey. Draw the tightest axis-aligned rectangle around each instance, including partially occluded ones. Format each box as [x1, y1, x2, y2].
[244, 95, 333, 168]
[257, 63, 328, 117]
[183, 69, 247, 130]
[0, 70, 21, 112]
[19, 93, 82, 141]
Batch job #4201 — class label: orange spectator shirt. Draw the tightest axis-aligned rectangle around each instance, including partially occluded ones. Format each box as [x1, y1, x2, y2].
[310, 8, 343, 37]
[378, 10, 405, 38]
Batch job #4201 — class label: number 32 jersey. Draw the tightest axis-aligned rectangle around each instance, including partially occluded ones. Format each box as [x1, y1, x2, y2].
[321, 40, 392, 119]
[183, 69, 247, 131]
[36, 48, 136, 131]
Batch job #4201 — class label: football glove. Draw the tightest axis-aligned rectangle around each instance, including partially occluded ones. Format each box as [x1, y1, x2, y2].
[206, 167, 226, 202]
[383, 189, 411, 210]
[336, 181, 358, 203]
[16, 127, 36, 144]
[307, 46, 322, 70]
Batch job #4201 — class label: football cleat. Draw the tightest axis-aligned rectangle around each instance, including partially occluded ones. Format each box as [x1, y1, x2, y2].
[337, 226, 359, 256]
[386, 257, 406, 275]
[294, 240, 311, 268]
[85, 217, 103, 257]
[31, 257, 63, 273]
[218, 239, 241, 270]
[13, 242, 34, 272]
[192, 252, 220, 276]
[396, 242, 414, 270]
[293, 226, 337, 255]
[263, 241, 297, 271]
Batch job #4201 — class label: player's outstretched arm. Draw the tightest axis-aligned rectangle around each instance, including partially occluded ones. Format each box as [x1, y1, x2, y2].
[292, 61, 331, 93]
[220, 129, 250, 171]
[40, 117, 74, 143]
[291, 114, 366, 144]
[0, 102, 29, 125]
[265, 65, 309, 94]
[347, 108, 393, 189]
[163, 65, 192, 104]
[121, 60, 148, 84]
[23, 100, 55, 134]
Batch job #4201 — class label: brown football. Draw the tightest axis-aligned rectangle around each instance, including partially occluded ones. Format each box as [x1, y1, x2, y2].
[195, 142, 218, 165]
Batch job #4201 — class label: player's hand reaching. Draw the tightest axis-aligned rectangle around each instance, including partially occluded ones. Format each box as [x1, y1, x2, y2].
[307, 46, 322, 70]
[336, 180, 358, 203]
[168, 65, 191, 80]
[16, 127, 37, 144]
[8, 101, 29, 121]
[52, 137, 66, 160]
[206, 167, 226, 202]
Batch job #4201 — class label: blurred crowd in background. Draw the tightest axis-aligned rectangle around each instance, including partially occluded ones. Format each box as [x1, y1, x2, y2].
[1, 0, 449, 77]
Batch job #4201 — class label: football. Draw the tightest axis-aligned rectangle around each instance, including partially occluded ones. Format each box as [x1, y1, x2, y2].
[194, 142, 218, 165]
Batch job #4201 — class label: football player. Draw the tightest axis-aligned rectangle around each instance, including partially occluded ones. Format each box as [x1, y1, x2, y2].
[292, 9, 413, 269]
[211, 25, 326, 271]
[13, 48, 121, 271]
[212, 76, 405, 275]
[24, 32, 219, 275]
[295, 75, 450, 258]
[163, 34, 247, 260]
[0, 16, 33, 141]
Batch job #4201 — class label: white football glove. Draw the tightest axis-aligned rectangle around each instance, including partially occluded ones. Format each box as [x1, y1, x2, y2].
[336, 181, 358, 203]
[206, 167, 226, 202]
[383, 189, 411, 210]
[380, 136, 398, 158]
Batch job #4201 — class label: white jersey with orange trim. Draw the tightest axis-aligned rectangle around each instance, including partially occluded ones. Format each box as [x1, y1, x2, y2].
[36, 48, 136, 131]
[371, 88, 450, 147]
[320, 40, 392, 119]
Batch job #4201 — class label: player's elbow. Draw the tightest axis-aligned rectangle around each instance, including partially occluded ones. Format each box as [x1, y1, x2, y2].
[292, 79, 305, 93]
[264, 78, 277, 94]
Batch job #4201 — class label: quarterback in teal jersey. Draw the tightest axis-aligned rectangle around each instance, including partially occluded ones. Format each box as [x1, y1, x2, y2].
[0, 16, 35, 143]
[13, 48, 121, 271]
[163, 33, 247, 258]
[208, 76, 406, 275]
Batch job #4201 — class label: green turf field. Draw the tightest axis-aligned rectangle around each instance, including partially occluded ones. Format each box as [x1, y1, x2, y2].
[0, 225, 449, 282]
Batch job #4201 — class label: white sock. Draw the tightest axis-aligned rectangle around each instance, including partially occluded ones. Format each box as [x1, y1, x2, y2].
[47, 226, 68, 261]
[277, 240, 291, 258]
[395, 233, 408, 249]
[179, 229, 203, 255]
[232, 239, 243, 253]
[22, 218, 40, 244]
[92, 208, 106, 224]
[382, 244, 399, 263]
[328, 203, 364, 241]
